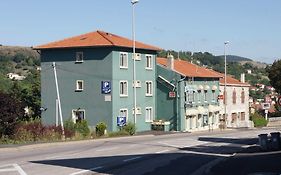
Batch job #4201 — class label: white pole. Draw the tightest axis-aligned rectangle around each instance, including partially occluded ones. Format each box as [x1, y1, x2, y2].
[56, 99, 58, 126]
[224, 41, 229, 128]
[132, 0, 138, 125]
[52, 62, 65, 139]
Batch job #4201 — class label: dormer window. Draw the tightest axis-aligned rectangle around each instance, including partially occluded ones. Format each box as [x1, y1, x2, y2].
[76, 52, 84, 63]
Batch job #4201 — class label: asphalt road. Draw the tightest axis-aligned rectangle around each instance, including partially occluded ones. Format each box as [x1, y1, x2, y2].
[0, 127, 280, 175]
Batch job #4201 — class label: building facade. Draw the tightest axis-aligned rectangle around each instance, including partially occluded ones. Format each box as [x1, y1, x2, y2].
[213, 72, 253, 128]
[35, 30, 160, 132]
[156, 56, 221, 132]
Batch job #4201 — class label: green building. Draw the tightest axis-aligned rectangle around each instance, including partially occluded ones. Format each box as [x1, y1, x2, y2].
[34, 30, 160, 132]
[156, 55, 222, 132]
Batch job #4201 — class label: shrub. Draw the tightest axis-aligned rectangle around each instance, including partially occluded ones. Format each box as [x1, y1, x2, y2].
[75, 120, 90, 138]
[123, 122, 136, 135]
[96, 122, 107, 137]
[250, 112, 268, 127]
[64, 119, 75, 138]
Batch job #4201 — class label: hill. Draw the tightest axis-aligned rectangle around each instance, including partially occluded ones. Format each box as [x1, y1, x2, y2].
[0, 45, 40, 76]
[218, 55, 252, 62]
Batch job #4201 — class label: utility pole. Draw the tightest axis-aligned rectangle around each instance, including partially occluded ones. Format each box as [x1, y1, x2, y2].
[52, 62, 65, 139]
[224, 41, 229, 128]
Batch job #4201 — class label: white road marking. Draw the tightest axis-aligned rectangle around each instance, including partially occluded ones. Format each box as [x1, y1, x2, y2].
[180, 150, 233, 157]
[13, 164, 27, 175]
[123, 156, 142, 162]
[0, 164, 27, 175]
[155, 149, 170, 154]
[69, 166, 103, 175]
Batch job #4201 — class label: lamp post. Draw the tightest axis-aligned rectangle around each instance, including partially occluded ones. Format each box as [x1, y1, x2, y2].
[224, 41, 229, 128]
[132, 0, 139, 125]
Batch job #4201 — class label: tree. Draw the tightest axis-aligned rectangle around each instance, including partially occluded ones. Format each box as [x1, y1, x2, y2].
[0, 91, 25, 137]
[267, 60, 281, 93]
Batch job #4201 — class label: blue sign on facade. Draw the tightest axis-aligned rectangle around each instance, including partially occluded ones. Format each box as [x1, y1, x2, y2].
[101, 81, 111, 94]
[117, 116, 126, 127]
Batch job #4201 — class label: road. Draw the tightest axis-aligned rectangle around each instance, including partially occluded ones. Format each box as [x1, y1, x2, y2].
[0, 127, 280, 175]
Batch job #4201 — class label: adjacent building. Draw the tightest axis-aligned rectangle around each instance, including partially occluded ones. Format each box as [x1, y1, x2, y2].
[156, 55, 222, 132]
[211, 71, 253, 128]
[35, 30, 161, 132]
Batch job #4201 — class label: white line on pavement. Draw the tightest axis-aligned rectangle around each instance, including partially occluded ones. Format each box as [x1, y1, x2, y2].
[155, 149, 170, 154]
[13, 164, 27, 175]
[0, 168, 17, 172]
[179, 150, 233, 157]
[123, 156, 142, 162]
[69, 166, 103, 175]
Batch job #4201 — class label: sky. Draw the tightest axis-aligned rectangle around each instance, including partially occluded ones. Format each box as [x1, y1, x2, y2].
[1, 0, 281, 64]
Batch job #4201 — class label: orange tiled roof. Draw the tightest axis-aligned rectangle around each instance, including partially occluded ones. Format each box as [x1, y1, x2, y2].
[34, 30, 161, 51]
[207, 69, 250, 86]
[157, 57, 222, 78]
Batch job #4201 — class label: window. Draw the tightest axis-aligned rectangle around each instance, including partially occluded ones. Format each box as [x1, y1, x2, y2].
[212, 90, 216, 102]
[204, 90, 208, 102]
[241, 90, 245, 104]
[146, 81, 153, 96]
[120, 81, 128, 97]
[120, 108, 128, 118]
[76, 80, 84, 91]
[76, 52, 83, 62]
[120, 52, 128, 68]
[197, 90, 201, 103]
[72, 109, 85, 123]
[241, 112, 245, 121]
[232, 89, 237, 104]
[187, 91, 195, 103]
[145, 55, 153, 69]
[145, 107, 153, 122]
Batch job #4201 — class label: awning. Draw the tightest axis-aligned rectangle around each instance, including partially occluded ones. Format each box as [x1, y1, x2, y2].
[197, 106, 208, 114]
[186, 108, 199, 116]
[208, 105, 221, 112]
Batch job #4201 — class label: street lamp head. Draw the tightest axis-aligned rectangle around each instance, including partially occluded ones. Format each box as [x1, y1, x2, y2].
[131, 0, 139, 4]
[224, 41, 230, 45]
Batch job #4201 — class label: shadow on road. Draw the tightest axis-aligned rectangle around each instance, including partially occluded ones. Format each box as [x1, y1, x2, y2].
[30, 136, 281, 175]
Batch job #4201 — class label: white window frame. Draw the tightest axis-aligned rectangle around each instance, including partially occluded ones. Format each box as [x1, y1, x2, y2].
[145, 81, 153, 96]
[145, 54, 153, 70]
[120, 52, 128, 69]
[212, 90, 216, 102]
[76, 52, 84, 63]
[120, 80, 128, 97]
[204, 90, 208, 102]
[76, 80, 84, 91]
[119, 108, 128, 119]
[197, 90, 201, 103]
[145, 107, 153, 122]
[72, 109, 85, 123]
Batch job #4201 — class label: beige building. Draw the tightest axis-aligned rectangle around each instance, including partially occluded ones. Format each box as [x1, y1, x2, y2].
[216, 73, 253, 128]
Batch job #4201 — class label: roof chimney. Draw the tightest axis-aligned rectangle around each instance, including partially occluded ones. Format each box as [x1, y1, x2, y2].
[241, 73, 245, 83]
[167, 53, 174, 70]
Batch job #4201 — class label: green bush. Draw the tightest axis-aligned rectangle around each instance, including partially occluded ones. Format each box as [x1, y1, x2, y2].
[96, 122, 107, 137]
[123, 122, 136, 135]
[75, 120, 90, 138]
[250, 112, 268, 127]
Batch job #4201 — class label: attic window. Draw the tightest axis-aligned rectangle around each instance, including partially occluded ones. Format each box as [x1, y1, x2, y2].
[76, 52, 83, 63]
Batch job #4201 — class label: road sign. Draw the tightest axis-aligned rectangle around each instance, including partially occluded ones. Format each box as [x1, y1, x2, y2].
[117, 116, 126, 127]
[101, 81, 111, 94]
[169, 91, 176, 98]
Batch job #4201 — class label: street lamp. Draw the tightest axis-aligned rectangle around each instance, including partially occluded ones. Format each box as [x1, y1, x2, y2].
[132, 0, 139, 125]
[224, 41, 229, 128]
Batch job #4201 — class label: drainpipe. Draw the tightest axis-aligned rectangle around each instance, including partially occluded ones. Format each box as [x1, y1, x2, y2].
[176, 76, 186, 131]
